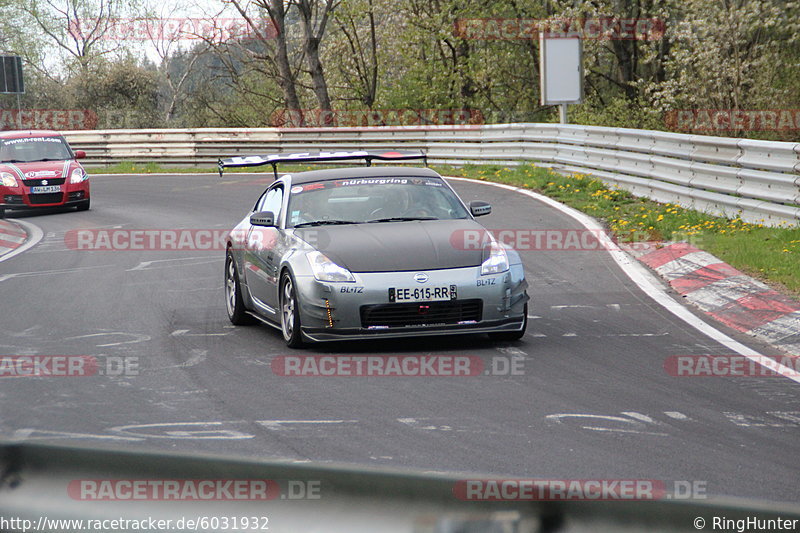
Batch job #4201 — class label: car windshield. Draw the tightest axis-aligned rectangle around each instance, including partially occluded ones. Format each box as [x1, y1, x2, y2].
[286, 176, 469, 228]
[0, 136, 73, 163]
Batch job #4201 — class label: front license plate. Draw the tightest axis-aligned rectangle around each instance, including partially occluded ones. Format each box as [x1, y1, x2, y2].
[30, 185, 61, 193]
[389, 285, 457, 303]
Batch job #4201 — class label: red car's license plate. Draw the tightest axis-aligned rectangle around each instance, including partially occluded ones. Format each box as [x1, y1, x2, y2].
[30, 185, 61, 194]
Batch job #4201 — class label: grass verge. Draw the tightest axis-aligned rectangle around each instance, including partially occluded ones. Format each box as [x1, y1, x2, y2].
[433, 163, 800, 296]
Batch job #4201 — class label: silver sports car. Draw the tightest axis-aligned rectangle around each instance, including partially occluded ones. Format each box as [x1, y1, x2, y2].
[220, 151, 528, 347]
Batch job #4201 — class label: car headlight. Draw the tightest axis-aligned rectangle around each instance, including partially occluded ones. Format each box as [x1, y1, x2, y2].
[306, 251, 355, 282]
[0, 171, 18, 187]
[70, 168, 87, 183]
[481, 241, 509, 275]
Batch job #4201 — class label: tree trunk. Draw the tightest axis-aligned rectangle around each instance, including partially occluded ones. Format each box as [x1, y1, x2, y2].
[297, 0, 335, 117]
[268, 0, 302, 113]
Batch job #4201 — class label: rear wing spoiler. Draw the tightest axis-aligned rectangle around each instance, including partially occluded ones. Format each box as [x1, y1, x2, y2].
[218, 150, 427, 178]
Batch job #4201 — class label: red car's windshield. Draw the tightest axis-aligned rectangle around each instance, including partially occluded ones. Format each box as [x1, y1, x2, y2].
[0, 136, 73, 163]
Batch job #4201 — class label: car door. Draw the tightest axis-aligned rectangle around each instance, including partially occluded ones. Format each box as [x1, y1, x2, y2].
[243, 184, 284, 314]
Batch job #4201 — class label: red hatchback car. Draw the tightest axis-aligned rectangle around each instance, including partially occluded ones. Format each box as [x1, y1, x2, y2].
[0, 130, 90, 218]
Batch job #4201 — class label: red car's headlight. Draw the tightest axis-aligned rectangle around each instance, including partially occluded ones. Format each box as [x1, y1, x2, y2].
[70, 168, 87, 184]
[0, 171, 18, 187]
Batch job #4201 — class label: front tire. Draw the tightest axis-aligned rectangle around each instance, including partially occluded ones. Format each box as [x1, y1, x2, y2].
[280, 271, 304, 348]
[0, 208, 5, 219]
[489, 302, 528, 342]
[225, 251, 255, 325]
[76, 199, 90, 211]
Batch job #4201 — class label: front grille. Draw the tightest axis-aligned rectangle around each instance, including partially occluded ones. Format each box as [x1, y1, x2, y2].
[360, 299, 483, 328]
[22, 178, 66, 186]
[27, 193, 64, 205]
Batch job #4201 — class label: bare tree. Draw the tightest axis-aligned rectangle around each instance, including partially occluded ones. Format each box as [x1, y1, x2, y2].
[295, 0, 340, 112]
[22, 0, 131, 65]
[139, 0, 211, 123]
[228, 0, 301, 112]
[332, 0, 379, 107]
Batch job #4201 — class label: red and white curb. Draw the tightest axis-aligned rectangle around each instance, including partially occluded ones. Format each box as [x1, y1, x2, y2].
[0, 220, 28, 257]
[634, 243, 800, 356]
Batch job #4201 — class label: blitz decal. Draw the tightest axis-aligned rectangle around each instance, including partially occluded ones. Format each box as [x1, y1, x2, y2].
[340, 286, 364, 293]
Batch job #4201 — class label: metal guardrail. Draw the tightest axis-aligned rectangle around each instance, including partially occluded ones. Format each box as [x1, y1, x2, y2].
[2, 442, 800, 533]
[63, 124, 800, 226]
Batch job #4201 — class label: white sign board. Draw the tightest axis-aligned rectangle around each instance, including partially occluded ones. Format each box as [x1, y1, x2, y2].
[539, 36, 582, 105]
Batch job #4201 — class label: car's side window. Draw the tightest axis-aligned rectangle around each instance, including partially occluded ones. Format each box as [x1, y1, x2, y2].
[262, 185, 284, 222]
[253, 190, 269, 212]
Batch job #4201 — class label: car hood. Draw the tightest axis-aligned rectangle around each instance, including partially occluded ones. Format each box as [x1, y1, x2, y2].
[293, 219, 487, 272]
[1, 160, 74, 179]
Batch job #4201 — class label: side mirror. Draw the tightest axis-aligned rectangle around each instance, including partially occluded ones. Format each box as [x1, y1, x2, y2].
[469, 201, 492, 217]
[250, 211, 276, 227]
[74, 150, 86, 160]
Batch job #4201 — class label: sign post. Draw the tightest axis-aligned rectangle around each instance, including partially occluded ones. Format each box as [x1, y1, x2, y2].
[539, 35, 583, 124]
[0, 55, 25, 126]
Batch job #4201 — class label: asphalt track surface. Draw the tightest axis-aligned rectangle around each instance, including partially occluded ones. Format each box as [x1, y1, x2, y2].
[1, 173, 798, 504]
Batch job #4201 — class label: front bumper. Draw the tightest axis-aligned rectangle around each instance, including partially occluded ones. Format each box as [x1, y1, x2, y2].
[294, 264, 528, 342]
[1, 183, 90, 210]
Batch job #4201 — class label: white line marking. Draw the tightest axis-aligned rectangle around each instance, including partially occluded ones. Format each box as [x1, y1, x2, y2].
[601, 332, 669, 337]
[257, 420, 357, 424]
[546, 414, 633, 424]
[171, 329, 229, 337]
[256, 420, 358, 430]
[664, 411, 690, 420]
[770, 412, 800, 425]
[582, 427, 668, 436]
[622, 412, 658, 424]
[545, 413, 668, 436]
[12, 428, 143, 442]
[447, 176, 800, 385]
[127, 256, 218, 271]
[65, 332, 151, 347]
[0, 264, 113, 282]
[0, 219, 43, 264]
[111, 421, 254, 439]
[496, 346, 527, 357]
[562, 332, 577, 337]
